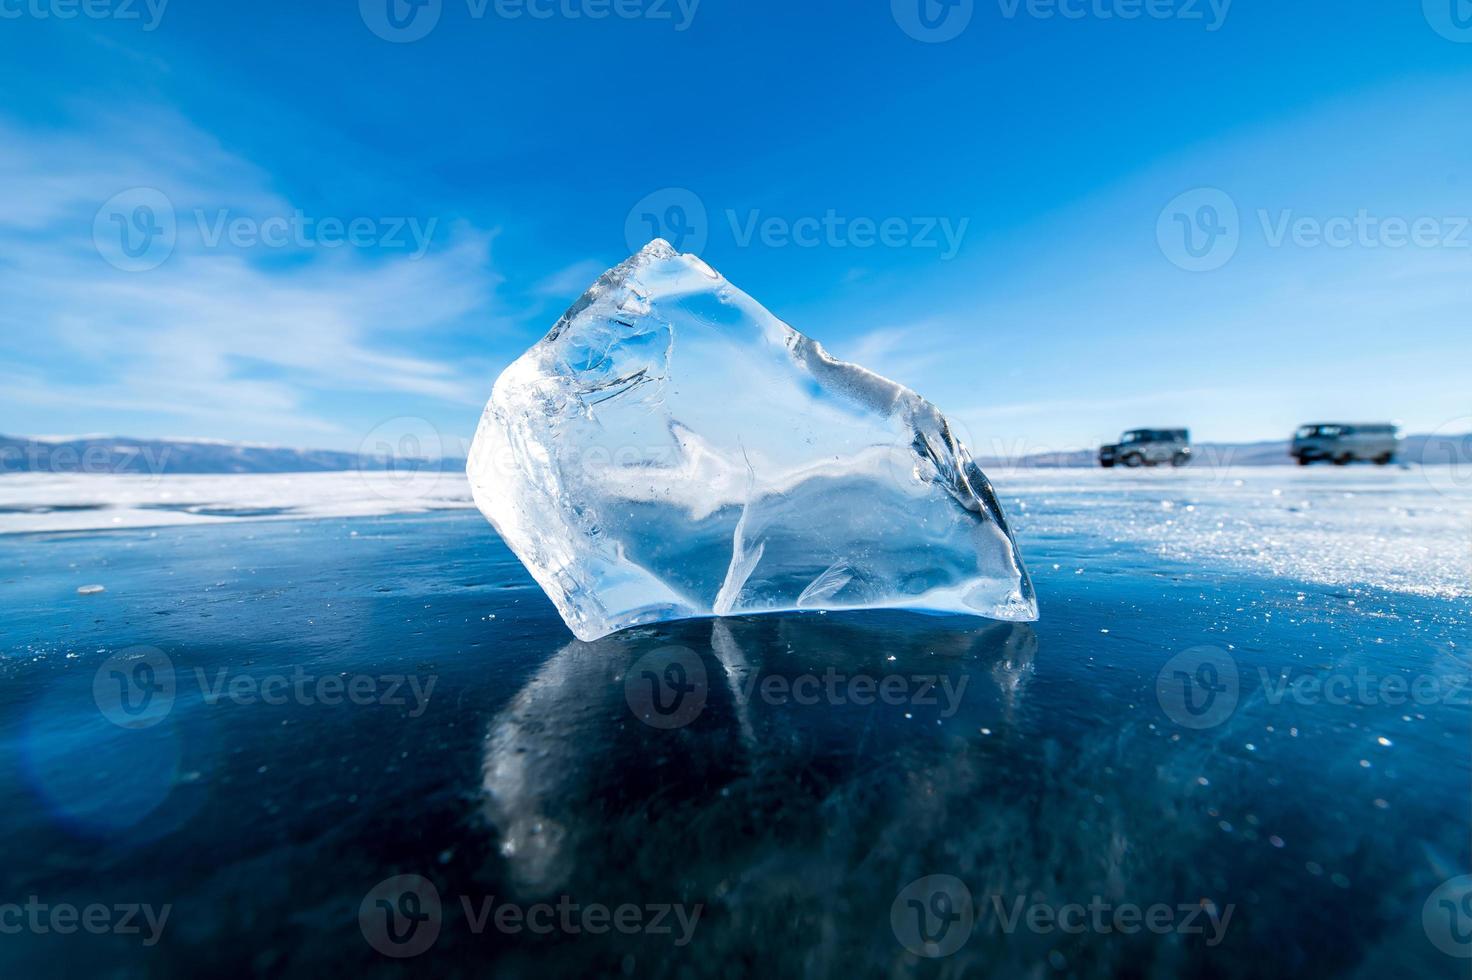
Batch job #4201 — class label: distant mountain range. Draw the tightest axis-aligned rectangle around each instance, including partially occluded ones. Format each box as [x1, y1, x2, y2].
[2, 432, 1467, 475]
[0, 435, 467, 475]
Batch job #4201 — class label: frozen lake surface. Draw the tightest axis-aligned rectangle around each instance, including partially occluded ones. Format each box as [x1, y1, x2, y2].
[4, 465, 1466, 600]
[0, 466, 1467, 977]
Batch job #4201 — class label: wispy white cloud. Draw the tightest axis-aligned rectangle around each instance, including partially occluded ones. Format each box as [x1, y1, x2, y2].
[828, 320, 953, 393]
[532, 257, 610, 300]
[0, 107, 501, 446]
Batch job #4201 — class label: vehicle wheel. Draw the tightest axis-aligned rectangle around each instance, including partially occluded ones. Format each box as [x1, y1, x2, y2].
[1296, 456, 1311, 466]
[1100, 461, 1115, 469]
[1123, 453, 1144, 468]
[1171, 453, 1190, 467]
[1374, 454, 1393, 466]
[1333, 454, 1351, 466]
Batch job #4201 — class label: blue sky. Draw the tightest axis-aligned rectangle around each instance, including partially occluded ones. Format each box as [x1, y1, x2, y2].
[2, 1, 1469, 455]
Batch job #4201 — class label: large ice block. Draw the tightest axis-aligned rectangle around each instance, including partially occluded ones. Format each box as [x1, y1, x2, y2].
[467, 240, 1036, 640]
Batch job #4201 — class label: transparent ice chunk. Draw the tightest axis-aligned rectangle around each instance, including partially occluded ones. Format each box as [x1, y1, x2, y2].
[467, 240, 1037, 640]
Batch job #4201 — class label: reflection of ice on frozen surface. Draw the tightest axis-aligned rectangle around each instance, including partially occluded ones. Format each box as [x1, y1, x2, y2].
[989, 622, 1038, 720]
[466, 240, 1035, 640]
[472, 607, 1457, 978]
[998, 467, 1471, 600]
[478, 615, 1037, 896]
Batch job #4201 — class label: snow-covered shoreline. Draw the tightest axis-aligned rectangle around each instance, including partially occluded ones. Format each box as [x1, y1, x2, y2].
[0, 471, 475, 536]
[4, 466, 1467, 603]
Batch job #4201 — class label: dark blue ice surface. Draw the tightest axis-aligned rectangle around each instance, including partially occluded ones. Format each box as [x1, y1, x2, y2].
[0, 510, 1467, 978]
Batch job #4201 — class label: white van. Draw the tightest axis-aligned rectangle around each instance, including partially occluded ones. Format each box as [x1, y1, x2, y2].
[1290, 423, 1400, 465]
[1098, 429, 1192, 468]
